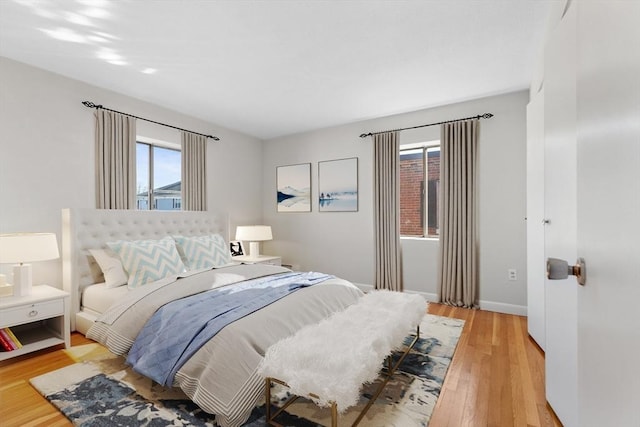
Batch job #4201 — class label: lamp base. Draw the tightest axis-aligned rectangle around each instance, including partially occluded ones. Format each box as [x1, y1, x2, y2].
[248, 241, 261, 259]
[13, 263, 32, 297]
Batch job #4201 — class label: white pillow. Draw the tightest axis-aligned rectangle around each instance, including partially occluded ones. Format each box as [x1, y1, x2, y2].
[107, 237, 186, 289]
[173, 234, 231, 270]
[89, 248, 128, 288]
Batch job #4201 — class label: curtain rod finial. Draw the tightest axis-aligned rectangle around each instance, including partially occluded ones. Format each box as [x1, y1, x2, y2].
[482, 113, 494, 119]
[82, 101, 102, 109]
[359, 133, 371, 138]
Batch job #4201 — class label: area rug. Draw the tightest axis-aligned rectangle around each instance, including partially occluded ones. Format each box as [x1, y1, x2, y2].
[30, 314, 464, 427]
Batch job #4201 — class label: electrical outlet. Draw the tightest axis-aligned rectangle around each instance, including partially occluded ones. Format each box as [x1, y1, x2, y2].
[508, 269, 517, 281]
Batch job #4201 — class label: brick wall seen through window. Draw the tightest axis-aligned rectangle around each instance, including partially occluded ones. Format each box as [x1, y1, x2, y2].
[400, 143, 440, 237]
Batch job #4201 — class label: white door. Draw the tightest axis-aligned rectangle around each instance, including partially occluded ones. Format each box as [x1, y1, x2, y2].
[575, 2, 640, 425]
[526, 90, 545, 350]
[543, 2, 578, 425]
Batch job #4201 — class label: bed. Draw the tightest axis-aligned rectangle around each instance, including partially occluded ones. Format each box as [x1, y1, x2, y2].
[61, 208, 363, 427]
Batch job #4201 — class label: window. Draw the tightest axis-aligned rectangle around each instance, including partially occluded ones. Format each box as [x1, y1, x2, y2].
[400, 141, 440, 237]
[136, 142, 181, 210]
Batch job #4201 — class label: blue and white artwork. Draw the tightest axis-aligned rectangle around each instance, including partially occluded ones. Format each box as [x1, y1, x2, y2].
[318, 157, 358, 212]
[277, 163, 311, 212]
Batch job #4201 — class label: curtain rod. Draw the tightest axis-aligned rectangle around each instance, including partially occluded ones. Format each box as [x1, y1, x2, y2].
[359, 113, 494, 138]
[81, 101, 220, 141]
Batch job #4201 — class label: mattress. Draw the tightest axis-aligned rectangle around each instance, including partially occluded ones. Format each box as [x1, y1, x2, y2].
[81, 283, 129, 315]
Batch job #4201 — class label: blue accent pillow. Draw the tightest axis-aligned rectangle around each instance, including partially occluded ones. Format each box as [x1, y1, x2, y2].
[107, 237, 186, 289]
[173, 234, 232, 270]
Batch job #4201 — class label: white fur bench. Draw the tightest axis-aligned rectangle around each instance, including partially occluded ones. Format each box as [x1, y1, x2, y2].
[258, 290, 426, 427]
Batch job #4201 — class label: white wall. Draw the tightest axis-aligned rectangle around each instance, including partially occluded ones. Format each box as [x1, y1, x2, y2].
[0, 57, 529, 313]
[0, 57, 264, 287]
[262, 91, 529, 314]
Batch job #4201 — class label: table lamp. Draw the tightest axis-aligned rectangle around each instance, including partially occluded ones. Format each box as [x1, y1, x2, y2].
[0, 233, 60, 296]
[235, 225, 272, 259]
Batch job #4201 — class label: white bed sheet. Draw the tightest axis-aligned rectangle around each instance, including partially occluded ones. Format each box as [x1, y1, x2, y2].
[81, 283, 129, 315]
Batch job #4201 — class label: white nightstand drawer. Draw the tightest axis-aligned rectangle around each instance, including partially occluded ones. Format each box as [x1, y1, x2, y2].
[233, 255, 282, 266]
[2, 299, 64, 326]
[0, 285, 70, 361]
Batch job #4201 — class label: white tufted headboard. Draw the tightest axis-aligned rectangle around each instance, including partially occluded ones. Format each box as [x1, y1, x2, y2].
[62, 208, 228, 331]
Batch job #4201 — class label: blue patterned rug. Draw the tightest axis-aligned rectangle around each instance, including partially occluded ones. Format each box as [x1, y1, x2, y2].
[30, 314, 464, 426]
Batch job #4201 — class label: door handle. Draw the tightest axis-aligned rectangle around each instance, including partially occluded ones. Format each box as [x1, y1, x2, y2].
[546, 257, 586, 286]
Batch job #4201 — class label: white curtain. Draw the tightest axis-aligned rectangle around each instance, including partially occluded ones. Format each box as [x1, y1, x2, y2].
[437, 119, 479, 308]
[95, 110, 136, 209]
[373, 131, 402, 291]
[181, 131, 207, 211]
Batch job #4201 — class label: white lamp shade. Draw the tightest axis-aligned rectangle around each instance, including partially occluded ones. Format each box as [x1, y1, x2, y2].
[235, 225, 273, 242]
[0, 233, 60, 264]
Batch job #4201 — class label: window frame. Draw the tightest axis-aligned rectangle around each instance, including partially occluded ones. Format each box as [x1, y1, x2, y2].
[399, 140, 440, 239]
[136, 138, 182, 211]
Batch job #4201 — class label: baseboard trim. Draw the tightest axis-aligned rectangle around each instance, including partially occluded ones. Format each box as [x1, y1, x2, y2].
[353, 283, 527, 316]
[404, 290, 438, 303]
[479, 300, 528, 316]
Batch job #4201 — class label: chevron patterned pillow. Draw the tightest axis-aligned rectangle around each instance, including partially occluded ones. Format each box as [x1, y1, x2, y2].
[107, 237, 186, 289]
[173, 234, 232, 270]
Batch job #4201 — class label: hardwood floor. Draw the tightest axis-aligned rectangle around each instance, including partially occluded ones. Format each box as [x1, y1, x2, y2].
[427, 304, 561, 427]
[0, 304, 562, 427]
[0, 333, 94, 427]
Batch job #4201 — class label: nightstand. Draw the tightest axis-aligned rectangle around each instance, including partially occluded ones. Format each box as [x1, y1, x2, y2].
[0, 284, 70, 361]
[232, 255, 282, 266]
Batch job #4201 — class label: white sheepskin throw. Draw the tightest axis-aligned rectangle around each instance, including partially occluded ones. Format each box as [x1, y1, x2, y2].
[258, 290, 426, 412]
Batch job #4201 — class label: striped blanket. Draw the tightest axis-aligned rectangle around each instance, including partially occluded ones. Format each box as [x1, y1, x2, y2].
[127, 272, 333, 386]
[88, 264, 363, 427]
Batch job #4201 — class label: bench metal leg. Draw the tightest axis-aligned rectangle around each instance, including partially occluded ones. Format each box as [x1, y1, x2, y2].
[266, 325, 420, 427]
[351, 325, 420, 426]
[265, 377, 304, 427]
[265, 377, 272, 424]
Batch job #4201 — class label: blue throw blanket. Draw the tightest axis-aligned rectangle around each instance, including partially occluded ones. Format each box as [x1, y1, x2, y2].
[126, 272, 332, 386]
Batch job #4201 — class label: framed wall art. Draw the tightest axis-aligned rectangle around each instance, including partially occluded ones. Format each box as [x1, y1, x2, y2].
[318, 157, 358, 212]
[229, 240, 244, 257]
[276, 163, 312, 212]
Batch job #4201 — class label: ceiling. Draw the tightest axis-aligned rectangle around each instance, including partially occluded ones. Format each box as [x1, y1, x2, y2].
[0, 0, 552, 140]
